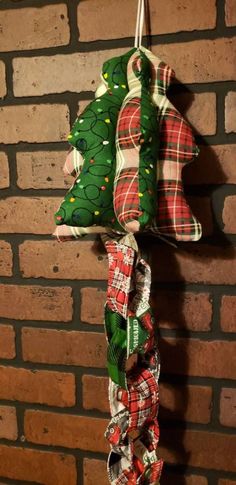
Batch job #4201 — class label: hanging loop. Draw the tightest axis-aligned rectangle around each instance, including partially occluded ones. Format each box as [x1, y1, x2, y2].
[134, 0, 145, 48]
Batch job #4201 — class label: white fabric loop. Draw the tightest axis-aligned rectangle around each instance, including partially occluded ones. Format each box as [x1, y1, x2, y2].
[134, 0, 145, 48]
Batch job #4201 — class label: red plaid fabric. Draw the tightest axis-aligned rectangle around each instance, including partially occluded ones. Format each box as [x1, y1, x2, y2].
[105, 239, 135, 319]
[141, 420, 160, 452]
[139, 459, 163, 484]
[118, 368, 159, 432]
[114, 93, 142, 231]
[142, 47, 202, 242]
[116, 97, 141, 149]
[114, 168, 140, 228]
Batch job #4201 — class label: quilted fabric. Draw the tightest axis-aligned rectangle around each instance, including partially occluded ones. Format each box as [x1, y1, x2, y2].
[54, 48, 135, 230]
[114, 49, 159, 233]
[142, 47, 202, 241]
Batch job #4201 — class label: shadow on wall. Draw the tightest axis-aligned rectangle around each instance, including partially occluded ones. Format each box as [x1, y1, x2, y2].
[146, 84, 233, 482]
[92, 66, 234, 484]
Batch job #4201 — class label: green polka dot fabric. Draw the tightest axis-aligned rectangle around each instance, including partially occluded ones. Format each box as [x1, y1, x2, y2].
[54, 48, 136, 231]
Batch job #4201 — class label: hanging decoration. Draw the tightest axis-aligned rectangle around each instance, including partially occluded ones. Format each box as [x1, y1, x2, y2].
[53, 0, 202, 483]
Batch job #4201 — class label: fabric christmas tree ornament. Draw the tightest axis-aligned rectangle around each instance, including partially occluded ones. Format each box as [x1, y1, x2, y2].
[113, 49, 159, 233]
[52, 0, 203, 483]
[54, 48, 135, 230]
[53, 46, 202, 243]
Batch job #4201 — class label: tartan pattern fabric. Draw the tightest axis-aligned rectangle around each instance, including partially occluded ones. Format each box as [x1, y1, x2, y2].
[105, 239, 135, 319]
[138, 460, 163, 485]
[116, 97, 141, 149]
[114, 50, 159, 233]
[107, 374, 163, 485]
[142, 47, 202, 241]
[122, 367, 159, 432]
[114, 168, 140, 228]
[104, 233, 162, 484]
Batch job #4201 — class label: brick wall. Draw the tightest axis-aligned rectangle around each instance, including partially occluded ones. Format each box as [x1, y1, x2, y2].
[0, 0, 235, 484]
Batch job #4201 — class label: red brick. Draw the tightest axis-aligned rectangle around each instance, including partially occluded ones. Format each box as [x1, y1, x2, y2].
[162, 474, 208, 485]
[151, 291, 212, 331]
[0, 325, 16, 359]
[223, 196, 236, 233]
[0, 406, 17, 440]
[0, 241, 12, 276]
[0, 366, 75, 407]
[81, 289, 213, 331]
[219, 480, 236, 485]
[82, 375, 109, 412]
[184, 144, 236, 185]
[0, 152, 9, 188]
[160, 383, 212, 424]
[225, 0, 236, 26]
[225, 91, 236, 133]
[25, 410, 109, 453]
[220, 295, 236, 332]
[0, 5, 69, 52]
[78, 0, 216, 40]
[153, 38, 236, 84]
[19, 240, 108, 279]
[160, 429, 236, 471]
[220, 388, 236, 427]
[151, 244, 236, 285]
[161, 338, 236, 379]
[81, 288, 106, 324]
[0, 197, 62, 234]
[84, 459, 108, 485]
[13, 38, 235, 97]
[0, 445, 76, 485]
[170, 92, 216, 136]
[0, 61, 6, 99]
[82, 375, 212, 424]
[13, 49, 127, 96]
[184, 196, 213, 236]
[0, 105, 69, 144]
[22, 327, 106, 368]
[0, 284, 73, 322]
[83, 459, 208, 485]
[16, 151, 73, 189]
[77, 99, 91, 115]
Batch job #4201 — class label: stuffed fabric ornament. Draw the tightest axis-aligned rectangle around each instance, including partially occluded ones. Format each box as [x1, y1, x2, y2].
[113, 49, 159, 233]
[52, 1, 203, 483]
[53, 47, 202, 243]
[141, 46, 202, 241]
[54, 147, 110, 240]
[54, 48, 135, 231]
